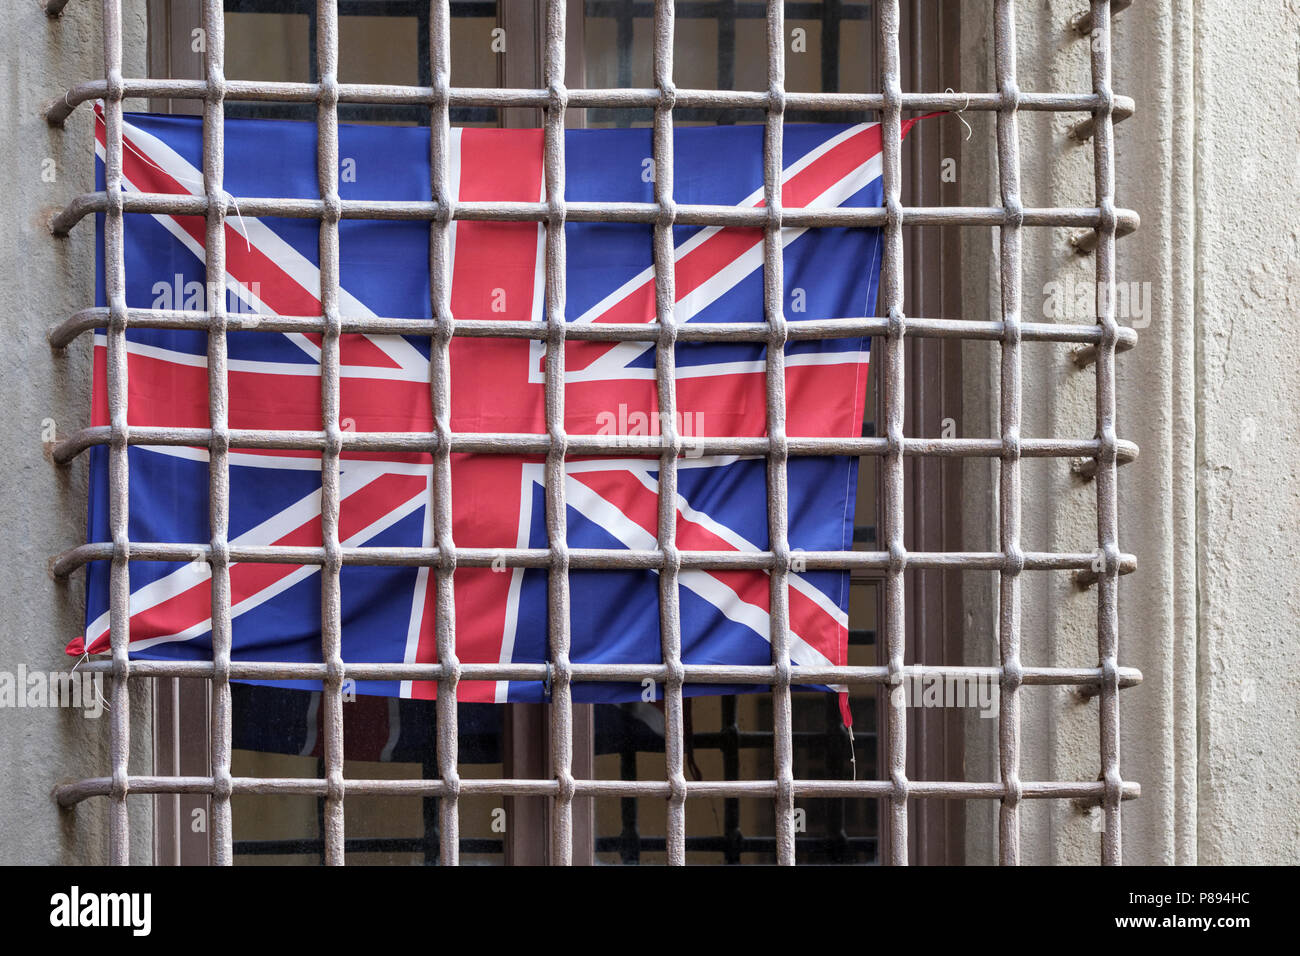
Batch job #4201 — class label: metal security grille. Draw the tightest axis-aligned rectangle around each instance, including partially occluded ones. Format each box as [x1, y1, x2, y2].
[43, 0, 1141, 865]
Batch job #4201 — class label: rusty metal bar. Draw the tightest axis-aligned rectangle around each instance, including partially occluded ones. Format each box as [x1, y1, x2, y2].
[877, 0, 909, 867]
[99, 0, 131, 867]
[46, 77, 1136, 128]
[48, 190, 1142, 235]
[199, 0, 234, 868]
[48, 307, 1140, 350]
[52, 543, 1138, 577]
[650, 0, 687, 867]
[1088, 0, 1124, 866]
[427, 0, 461, 868]
[48, 423, 1141, 465]
[762, 0, 797, 867]
[54, 774, 1142, 806]
[993, 0, 1024, 866]
[68, 658, 1144, 688]
[542, 0, 575, 867]
[313, 0, 346, 867]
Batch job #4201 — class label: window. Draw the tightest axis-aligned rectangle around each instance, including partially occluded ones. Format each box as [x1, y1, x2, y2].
[46, 0, 1138, 865]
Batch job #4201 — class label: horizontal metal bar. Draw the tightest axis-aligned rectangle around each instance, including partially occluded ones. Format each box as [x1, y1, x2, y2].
[44, 76, 1136, 127]
[49, 424, 1140, 466]
[52, 775, 1141, 807]
[51, 539, 1138, 577]
[48, 306, 1139, 353]
[71, 657, 1143, 689]
[47, 189, 1142, 238]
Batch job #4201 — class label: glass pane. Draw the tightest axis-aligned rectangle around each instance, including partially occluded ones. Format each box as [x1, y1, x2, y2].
[231, 684, 507, 865]
[339, 16, 420, 87]
[225, 13, 311, 83]
[581, 0, 880, 127]
[220, 2, 503, 126]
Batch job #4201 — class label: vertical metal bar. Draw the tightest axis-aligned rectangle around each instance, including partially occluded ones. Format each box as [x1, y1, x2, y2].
[315, 0, 346, 866]
[563, 3, 594, 864]
[542, 0, 574, 866]
[200, 0, 234, 867]
[101, 0, 132, 867]
[651, 0, 686, 867]
[762, 0, 795, 867]
[428, 0, 461, 867]
[877, 0, 909, 866]
[992, 0, 1024, 866]
[1088, 0, 1123, 865]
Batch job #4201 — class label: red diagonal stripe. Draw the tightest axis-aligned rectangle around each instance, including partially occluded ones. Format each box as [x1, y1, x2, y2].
[569, 469, 844, 667]
[566, 123, 888, 374]
[99, 109, 400, 370]
[73, 471, 428, 655]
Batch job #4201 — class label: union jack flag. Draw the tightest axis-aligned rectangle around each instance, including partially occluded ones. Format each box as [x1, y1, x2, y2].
[73, 108, 911, 717]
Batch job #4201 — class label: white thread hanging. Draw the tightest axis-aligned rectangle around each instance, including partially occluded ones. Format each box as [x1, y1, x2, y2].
[69, 648, 109, 712]
[98, 102, 253, 254]
[945, 87, 973, 142]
